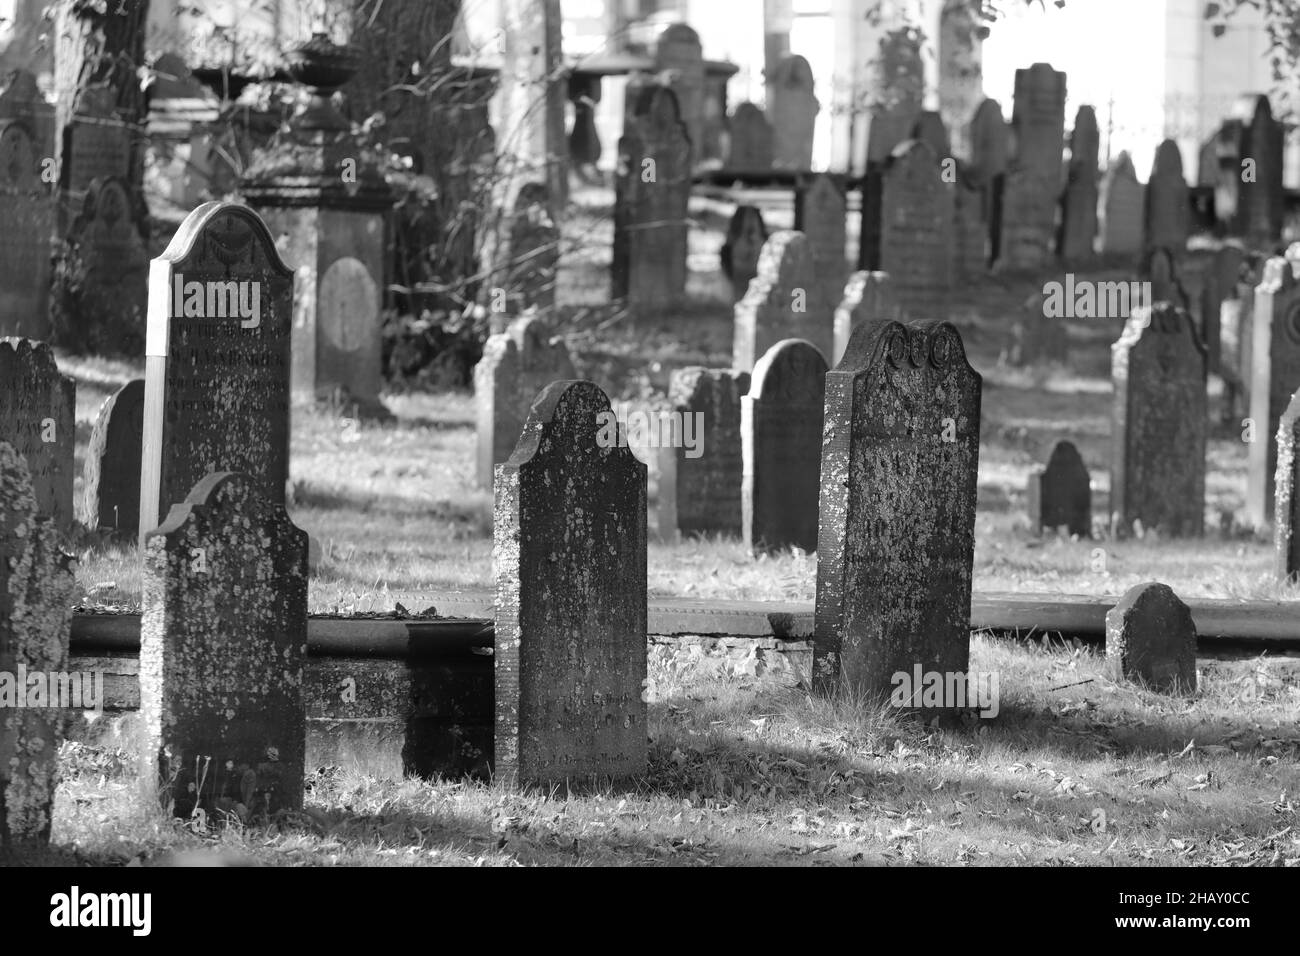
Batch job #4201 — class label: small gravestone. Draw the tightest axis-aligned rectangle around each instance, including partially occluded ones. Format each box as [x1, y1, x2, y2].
[80, 379, 145, 539]
[1098, 153, 1144, 257]
[658, 367, 749, 539]
[1111, 305, 1207, 537]
[507, 182, 559, 311]
[0, 71, 55, 162]
[720, 205, 767, 303]
[1216, 95, 1283, 245]
[733, 230, 827, 371]
[1027, 440, 1091, 536]
[1145, 139, 1190, 253]
[1104, 582, 1197, 695]
[968, 98, 1009, 264]
[613, 84, 691, 310]
[494, 380, 647, 787]
[0, 120, 54, 340]
[0, 442, 74, 851]
[655, 23, 705, 161]
[997, 63, 1066, 270]
[833, 271, 904, 366]
[727, 102, 773, 171]
[63, 87, 131, 195]
[794, 174, 847, 328]
[741, 339, 826, 553]
[1247, 248, 1300, 528]
[814, 321, 982, 704]
[880, 140, 952, 319]
[0, 338, 75, 531]
[140, 472, 308, 817]
[1006, 292, 1067, 366]
[767, 55, 818, 170]
[1059, 106, 1099, 263]
[1275, 388, 1300, 580]
[139, 202, 295, 541]
[474, 316, 576, 490]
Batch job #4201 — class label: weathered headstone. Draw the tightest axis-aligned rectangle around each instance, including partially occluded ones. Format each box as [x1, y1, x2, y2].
[62, 87, 131, 196]
[1275, 387, 1300, 581]
[494, 380, 647, 787]
[0, 71, 55, 163]
[506, 181, 559, 311]
[1144, 247, 1188, 309]
[613, 84, 691, 310]
[952, 166, 988, 281]
[1027, 440, 1091, 536]
[0, 120, 53, 339]
[1145, 139, 1190, 253]
[1247, 248, 1300, 528]
[475, 316, 576, 490]
[910, 111, 951, 160]
[767, 54, 818, 170]
[733, 230, 826, 371]
[794, 174, 847, 329]
[655, 23, 705, 161]
[1215, 94, 1283, 245]
[741, 339, 826, 553]
[1111, 305, 1207, 537]
[727, 102, 773, 171]
[880, 140, 952, 319]
[658, 367, 750, 540]
[1098, 152, 1144, 257]
[1104, 582, 1197, 695]
[0, 337, 74, 531]
[140, 472, 308, 817]
[997, 63, 1066, 270]
[1200, 241, 1246, 376]
[80, 378, 144, 539]
[833, 271, 904, 367]
[720, 205, 767, 303]
[0, 442, 74, 853]
[814, 320, 982, 704]
[968, 98, 1009, 264]
[139, 202, 295, 542]
[1058, 106, 1098, 263]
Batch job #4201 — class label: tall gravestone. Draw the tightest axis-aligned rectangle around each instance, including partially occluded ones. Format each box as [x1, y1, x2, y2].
[1111, 305, 1207, 537]
[493, 380, 647, 787]
[1145, 139, 1190, 254]
[139, 202, 294, 542]
[0, 120, 53, 339]
[1098, 152, 1144, 257]
[968, 98, 1009, 265]
[658, 367, 749, 540]
[474, 316, 576, 490]
[833, 271, 904, 367]
[1200, 241, 1246, 376]
[0, 443, 73, 852]
[1275, 388, 1300, 581]
[80, 378, 144, 539]
[814, 321, 982, 703]
[720, 205, 767, 303]
[1216, 94, 1283, 246]
[952, 165, 988, 282]
[997, 63, 1065, 270]
[733, 230, 825, 371]
[1058, 106, 1098, 263]
[655, 23, 705, 162]
[741, 339, 826, 553]
[1105, 582, 1197, 695]
[613, 84, 691, 311]
[1247, 248, 1300, 528]
[880, 140, 952, 319]
[1027, 440, 1091, 537]
[767, 55, 818, 170]
[727, 102, 773, 171]
[0, 337, 74, 531]
[140, 472, 308, 818]
[794, 174, 847, 330]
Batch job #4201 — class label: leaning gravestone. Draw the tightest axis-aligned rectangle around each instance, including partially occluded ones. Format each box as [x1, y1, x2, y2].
[794, 174, 847, 329]
[727, 102, 773, 172]
[733, 230, 825, 371]
[997, 63, 1066, 270]
[1104, 582, 1197, 695]
[1145, 139, 1190, 253]
[1098, 153, 1144, 257]
[140, 472, 308, 818]
[767, 55, 818, 170]
[1247, 248, 1300, 529]
[741, 339, 826, 553]
[474, 316, 576, 490]
[655, 23, 705, 162]
[1111, 305, 1207, 537]
[1027, 440, 1091, 537]
[720, 205, 767, 303]
[1059, 106, 1099, 263]
[1275, 388, 1300, 580]
[139, 201, 294, 542]
[814, 320, 982, 704]
[833, 271, 904, 367]
[0, 338, 75, 531]
[0, 120, 54, 340]
[658, 367, 750, 540]
[880, 140, 952, 319]
[80, 379, 145, 539]
[494, 380, 647, 787]
[0, 443, 74, 852]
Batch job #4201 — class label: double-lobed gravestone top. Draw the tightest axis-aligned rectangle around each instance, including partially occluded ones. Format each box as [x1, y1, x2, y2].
[813, 320, 982, 705]
[833, 271, 904, 367]
[0, 337, 75, 531]
[1027, 440, 1091, 537]
[1247, 246, 1300, 529]
[0, 118, 54, 339]
[139, 201, 295, 542]
[493, 380, 647, 787]
[140, 471, 308, 818]
[1111, 305, 1207, 538]
[720, 205, 767, 304]
[1105, 582, 1197, 695]
[733, 230, 826, 371]
[80, 378, 145, 539]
